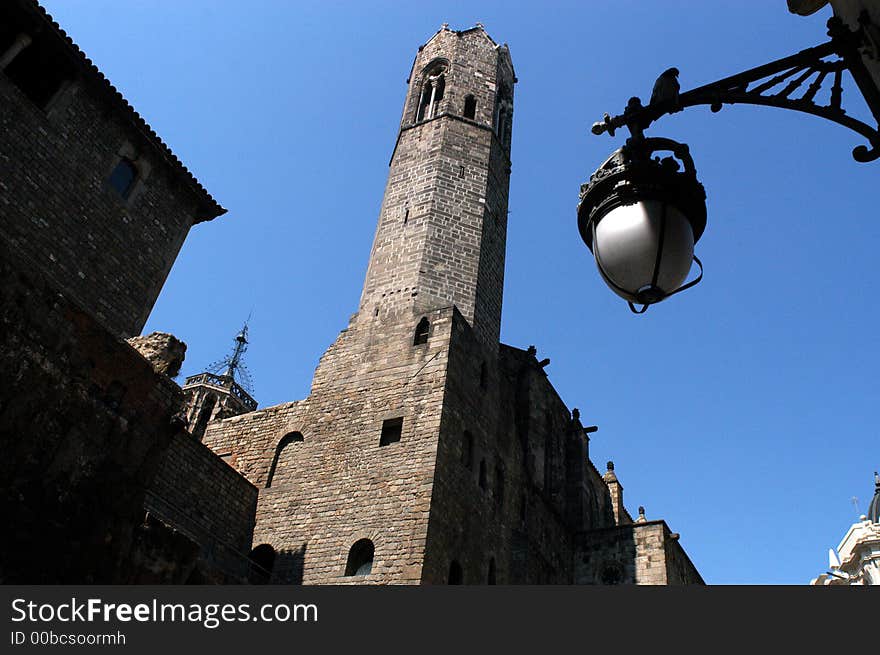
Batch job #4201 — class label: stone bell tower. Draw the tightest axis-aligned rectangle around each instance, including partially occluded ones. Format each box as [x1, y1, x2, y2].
[359, 23, 515, 347]
[201, 24, 703, 585]
[182, 322, 258, 440]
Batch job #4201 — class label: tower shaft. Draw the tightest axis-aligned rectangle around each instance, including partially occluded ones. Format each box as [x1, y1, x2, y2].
[358, 26, 515, 347]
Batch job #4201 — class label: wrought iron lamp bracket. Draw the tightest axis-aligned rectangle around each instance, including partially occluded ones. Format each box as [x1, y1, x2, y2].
[591, 13, 880, 162]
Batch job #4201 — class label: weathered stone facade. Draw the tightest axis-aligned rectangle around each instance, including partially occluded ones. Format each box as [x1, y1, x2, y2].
[0, 0, 224, 338]
[575, 521, 703, 585]
[145, 431, 258, 583]
[0, 239, 187, 582]
[0, 167, 253, 585]
[359, 26, 512, 348]
[0, 1, 251, 584]
[201, 26, 704, 585]
[128, 332, 187, 378]
[1, 3, 703, 585]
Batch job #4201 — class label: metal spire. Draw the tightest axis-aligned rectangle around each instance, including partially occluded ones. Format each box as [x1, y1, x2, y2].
[224, 322, 249, 379]
[206, 318, 255, 395]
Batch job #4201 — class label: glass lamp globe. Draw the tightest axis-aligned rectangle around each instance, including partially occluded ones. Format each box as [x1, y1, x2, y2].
[592, 200, 695, 304]
[577, 138, 706, 312]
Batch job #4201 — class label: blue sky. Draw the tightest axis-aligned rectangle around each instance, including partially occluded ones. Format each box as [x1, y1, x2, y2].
[41, 1, 879, 584]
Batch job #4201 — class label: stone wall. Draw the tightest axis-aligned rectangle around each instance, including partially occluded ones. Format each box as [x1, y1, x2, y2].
[0, 0, 221, 338]
[0, 242, 187, 582]
[145, 431, 259, 583]
[574, 521, 704, 585]
[199, 303, 625, 585]
[203, 306, 457, 584]
[663, 529, 705, 585]
[421, 314, 617, 584]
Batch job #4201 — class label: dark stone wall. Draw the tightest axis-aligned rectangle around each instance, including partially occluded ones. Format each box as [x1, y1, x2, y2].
[664, 531, 704, 585]
[0, 242, 186, 582]
[0, 1, 214, 337]
[0, 1, 247, 585]
[0, 242, 259, 584]
[421, 313, 616, 584]
[574, 521, 705, 585]
[124, 514, 202, 584]
[145, 431, 258, 583]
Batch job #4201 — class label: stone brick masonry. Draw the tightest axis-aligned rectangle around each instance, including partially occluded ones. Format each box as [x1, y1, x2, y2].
[0, 4, 704, 585]
[0, 239, 186, 582]
[0, 0, 249, 584]
[0, 237, 258, 583]
[145, 430, 258, 583]
[200, 26, 704, 585]
[0, 0, 223, 338]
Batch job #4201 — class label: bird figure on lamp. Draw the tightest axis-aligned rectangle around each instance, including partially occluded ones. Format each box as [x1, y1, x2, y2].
[650, 67, 680, 111]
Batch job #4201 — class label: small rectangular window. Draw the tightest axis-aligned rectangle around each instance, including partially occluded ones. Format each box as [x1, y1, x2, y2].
[379, 417, 403, 446]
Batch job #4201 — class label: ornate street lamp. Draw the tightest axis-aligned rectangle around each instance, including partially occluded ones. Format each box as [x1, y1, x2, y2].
[581, 13, 880, 313]
[578, 137, 706, 313]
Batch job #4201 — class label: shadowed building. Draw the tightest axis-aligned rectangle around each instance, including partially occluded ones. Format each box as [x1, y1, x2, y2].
[0, 0, 254, 584]
[0, 0, 224, 338]
[0, 0, 702, 584]
[200, 24, 703, 585]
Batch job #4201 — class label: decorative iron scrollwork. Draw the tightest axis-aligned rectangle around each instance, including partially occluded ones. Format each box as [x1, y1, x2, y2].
[592, 14, 880, 163]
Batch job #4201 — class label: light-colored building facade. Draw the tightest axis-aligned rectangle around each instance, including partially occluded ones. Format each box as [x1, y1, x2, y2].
[811, 474, 880, 585]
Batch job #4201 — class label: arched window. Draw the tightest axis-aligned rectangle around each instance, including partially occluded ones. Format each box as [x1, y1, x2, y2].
[487, 558, 496, 585]
[345, 539, 375, 576]
[413, 317, 430, 345]
[479, 459, 487, 490]
[463, 94, 476, 119]
[416, 62, 447, 121]
[248, 544, 276, 584]
[191, 394, 217, 441]
[461, 431, 473, 470]
[448, 560, 463, 585]
[265, 431, 304, 488]
[109, 157, 138, 199]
